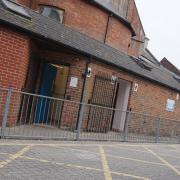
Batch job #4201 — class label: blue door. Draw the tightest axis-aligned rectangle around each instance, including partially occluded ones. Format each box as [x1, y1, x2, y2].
[35, 63, 57, 123]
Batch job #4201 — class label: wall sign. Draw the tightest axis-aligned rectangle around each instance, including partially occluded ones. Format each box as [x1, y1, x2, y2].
[133, 83, 139, 92]
[70, 77, 78, 87]
[166, 99, 175, 112]
[176, 93, 179, 100]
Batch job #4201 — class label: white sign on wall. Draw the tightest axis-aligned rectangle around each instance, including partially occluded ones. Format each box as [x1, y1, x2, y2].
[133, 83, 139, 92]
[70, 77, 78, 88]
[166, 99, 175, 112]
[176, 93, 179, 100]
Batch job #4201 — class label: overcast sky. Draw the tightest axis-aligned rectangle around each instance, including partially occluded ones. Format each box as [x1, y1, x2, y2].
[135, 0, 180, 69]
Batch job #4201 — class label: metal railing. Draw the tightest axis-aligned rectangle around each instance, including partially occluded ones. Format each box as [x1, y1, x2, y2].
[0, 88, 180, 143]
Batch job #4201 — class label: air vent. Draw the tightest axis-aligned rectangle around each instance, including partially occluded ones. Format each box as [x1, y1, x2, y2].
[2, 0, 31, 19]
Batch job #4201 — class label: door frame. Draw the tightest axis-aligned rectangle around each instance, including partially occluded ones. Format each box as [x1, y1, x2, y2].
[35, 61, 70, 126]
[112, 79, 132, 131]
[87, 74, 118, 132]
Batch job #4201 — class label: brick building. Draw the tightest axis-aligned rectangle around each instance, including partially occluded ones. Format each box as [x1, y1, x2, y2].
[161, 57, 180, 76]
[0, 0, 180, 135]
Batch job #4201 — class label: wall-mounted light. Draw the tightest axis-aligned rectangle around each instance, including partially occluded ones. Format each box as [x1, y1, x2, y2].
[111, 75, 117, 85]
[86, 67, 92, 77]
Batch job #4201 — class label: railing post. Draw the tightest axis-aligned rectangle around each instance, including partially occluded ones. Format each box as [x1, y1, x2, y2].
[1, 88, 12, 139]
[155, 118, 160, 143]
[76, 103, 85, 140]
[123, 111, 130, 142]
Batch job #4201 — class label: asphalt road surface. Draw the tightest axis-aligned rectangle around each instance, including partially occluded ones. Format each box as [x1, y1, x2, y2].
[0, 140, 179, 180]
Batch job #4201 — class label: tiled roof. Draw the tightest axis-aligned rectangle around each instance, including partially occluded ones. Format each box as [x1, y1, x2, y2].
[0, 1, 180, 91]
[141, 48, 160, 66]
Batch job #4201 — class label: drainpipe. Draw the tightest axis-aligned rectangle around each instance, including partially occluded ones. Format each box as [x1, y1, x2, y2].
[75, 56, 91, 130]
[104, 13, 112, 44]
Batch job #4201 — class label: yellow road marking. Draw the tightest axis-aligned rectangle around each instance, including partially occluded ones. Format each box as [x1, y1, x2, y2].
[110, 145, 152, 154]
[169, 145, 178, 149]
[143, 146, 180, 176]
[59, 146, 166, 167]
[20, 155, 149, 180]
[0, 148, 180, 179]
[110, 170, 150, 180]
[99, 145, 112, 180]
[169, 145, 180, 152]
[0, 146, 31, 169]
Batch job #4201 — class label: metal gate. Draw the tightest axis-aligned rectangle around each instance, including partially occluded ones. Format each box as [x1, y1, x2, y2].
[88, 74, 117, 132]
[0, 88, 180, 143]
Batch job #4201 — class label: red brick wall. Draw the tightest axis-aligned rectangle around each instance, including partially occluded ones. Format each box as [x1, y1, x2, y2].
[161, 58, 180, 76]
[84, 60, 180, 120]
[127, 0, 145, 57]
[1, 1, 179, 133]
[32, 0, 108, 42]
[39, 50, 86, 101]
[0, 26, 30, 90]
[15, 0, 145, 57]
[38, 50, 87, 128]
[106, 17, 131, 53]
[79, 60, 180, 133]
[29, 0, 132, 54]
[127, 0, 145, 40]
[17, 0, 31, 7]
[0, 26, 30, 126]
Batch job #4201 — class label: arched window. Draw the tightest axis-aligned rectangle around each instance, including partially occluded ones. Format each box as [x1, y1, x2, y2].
[39, 6, 64, 23]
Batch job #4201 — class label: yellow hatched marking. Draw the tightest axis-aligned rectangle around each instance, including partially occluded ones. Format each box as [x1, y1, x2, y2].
[20, 155, 150, 180]
[0, 149, 155, 180]
[58, 146, 166, 167]
[0, 146, 31, 169]
[99, 145, 112, 180]
[144, 146, 180, 176]
[110, 170, 150, 180]
[110, 145, 152, 154]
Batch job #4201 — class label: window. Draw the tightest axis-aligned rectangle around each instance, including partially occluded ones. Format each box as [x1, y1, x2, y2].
[131, 57, 153, 71]
[2, 0, 31, 19]
[173, 75, 180, 83]
[39, 6, 64, 23]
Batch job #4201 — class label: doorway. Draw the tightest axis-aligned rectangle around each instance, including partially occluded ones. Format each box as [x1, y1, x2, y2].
[88, 75, 117, 132]
[112, 79, 131, 131]
[35, 63, 69, 124]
